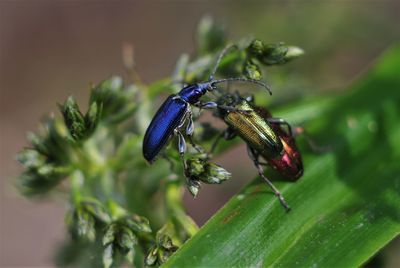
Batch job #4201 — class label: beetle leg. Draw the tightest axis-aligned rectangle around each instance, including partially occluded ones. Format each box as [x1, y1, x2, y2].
[175, 113, 188, 162]
[176, 128, 191, 165]
[186, 113, 206, 155]
[176, 110, 189, 130]
[186, 113, 194, 136]
[176, 130, 187, 156]
[175, 129, 189, 175]
[245, 94, 255, 104]
[224, 127, 237, 140]
[195, 101, 219, 110]
[188, 136, 205, 154]
[247, 146, 291, 212]
[267, 118, 293, 137]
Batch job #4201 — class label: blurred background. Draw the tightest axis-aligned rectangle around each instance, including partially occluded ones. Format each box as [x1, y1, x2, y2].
[1, 1, 399, 267]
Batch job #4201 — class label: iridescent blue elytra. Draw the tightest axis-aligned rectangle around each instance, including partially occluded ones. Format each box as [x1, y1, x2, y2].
[143, 83, 208, 163]
[142, 45, 272, 166]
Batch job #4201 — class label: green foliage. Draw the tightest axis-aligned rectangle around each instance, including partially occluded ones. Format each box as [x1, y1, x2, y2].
[66, 197, 111, 242]
[243, 59, 262, 80]
[145, 225, 179, 266]
[186, 157, 231, 185]
[247, 39, 304, 66]
[184, 154, 232, 196]
[15, 16, 399, 268]
[163, 46, 400, 267]
[59, 96, 101, 141]
[17, 118, 71, 195]
[89, 76, 138, 124]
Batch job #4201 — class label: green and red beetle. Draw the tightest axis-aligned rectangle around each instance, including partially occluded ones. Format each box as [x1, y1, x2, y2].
[212, 92, 303, 211]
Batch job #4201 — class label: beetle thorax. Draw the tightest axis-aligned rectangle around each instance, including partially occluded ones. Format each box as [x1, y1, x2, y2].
[179, 82, 210, 103]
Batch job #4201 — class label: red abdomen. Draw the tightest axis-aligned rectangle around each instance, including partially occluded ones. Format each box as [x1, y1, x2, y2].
[255, 107, 303, 181]
[266, 133, 303, 181]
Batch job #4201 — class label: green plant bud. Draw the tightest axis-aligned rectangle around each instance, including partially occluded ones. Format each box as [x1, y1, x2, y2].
[17, 149, 46, 170]
[59, 96, 86, 141]
[27, 132, 46, 154]
[243, 60, 262, 80]
[153, 232, 178, 264]
[186, 158, 205, 177]
[75, 207, 96, 241]
[46, 119, 70, 154]
[84, 102, 101, 135]
[125, 248, 135, 265]
[103, 244, 113, 268]
[196, 15, 226, 55]
[26, 118, 71, 165]
[186, 158, 231, 185]
[200, 162, 231, 184]
[125, 214, 152, 234]
[117, 226, 137, 252]
[260, 43, 289, 65]
[187, 179, 201, 197]
[18, 172, 48, 195]
[89, 76, 137, 124]
[102, 221, 140, 267]
[90, 76, 124, 106]
[37, 164, 56, 176]
[89, 76, 123, 113]
[67, 199, 111, 242]
[145, 246, 158, 266]
[156, 233, 174, 250]
[258, 43, 303, 65]
[103, 223, 118, 246]
[18, 169, 66, 196]
[247, 39, 265, 58]
[284, 46, 305, 61]
[81, 199, 111, 224]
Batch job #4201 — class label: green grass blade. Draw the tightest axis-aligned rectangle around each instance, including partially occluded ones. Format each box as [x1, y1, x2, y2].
[163, 46, 400, 267]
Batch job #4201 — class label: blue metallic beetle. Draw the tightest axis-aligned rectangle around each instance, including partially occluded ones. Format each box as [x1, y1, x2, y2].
[142, 46, 272, 170]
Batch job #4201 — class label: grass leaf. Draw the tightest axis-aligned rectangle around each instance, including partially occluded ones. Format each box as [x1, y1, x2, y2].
[163, 46, 400, 267]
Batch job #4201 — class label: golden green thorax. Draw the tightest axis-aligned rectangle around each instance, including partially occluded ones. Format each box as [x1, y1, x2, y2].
[224, 100, 283, 158]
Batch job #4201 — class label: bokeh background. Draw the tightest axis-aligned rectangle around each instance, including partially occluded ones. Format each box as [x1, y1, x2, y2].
[1, 1, 399, 267]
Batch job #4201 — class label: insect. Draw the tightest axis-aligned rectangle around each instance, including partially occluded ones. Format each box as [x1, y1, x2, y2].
[142, 46, 272, 173]
[212, 92, 303, 211]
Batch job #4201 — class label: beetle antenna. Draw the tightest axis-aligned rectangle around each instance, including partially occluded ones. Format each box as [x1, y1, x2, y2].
[208, 44, 239, 82]
[211, 77, 272, 95]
